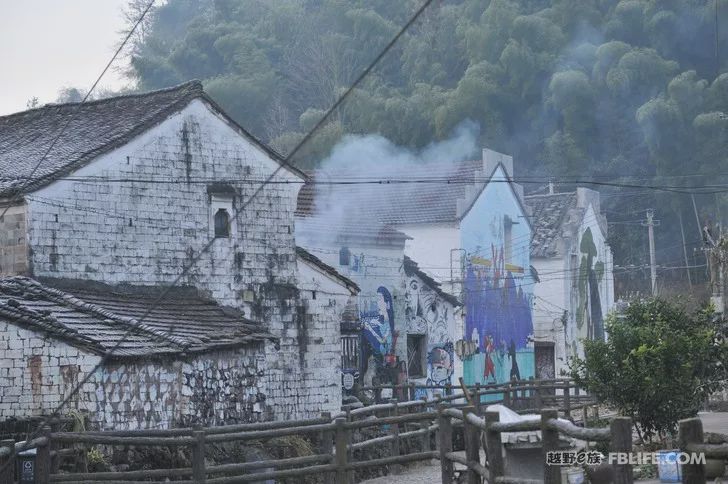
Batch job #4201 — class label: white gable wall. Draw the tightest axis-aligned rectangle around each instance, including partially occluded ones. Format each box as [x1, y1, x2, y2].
[20, 99, 337, 422]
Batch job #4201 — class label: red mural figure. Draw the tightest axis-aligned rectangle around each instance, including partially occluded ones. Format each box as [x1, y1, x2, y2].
[483, 335, 496, 381]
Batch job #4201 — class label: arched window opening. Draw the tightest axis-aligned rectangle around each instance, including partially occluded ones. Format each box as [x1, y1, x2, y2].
[214, 209, 230, 238]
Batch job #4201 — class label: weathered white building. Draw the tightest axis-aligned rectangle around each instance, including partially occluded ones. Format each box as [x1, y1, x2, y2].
[525, 188, 615, 378]
[297, 149, 536, 392]
[0, 81, 355, 428]
[294, 217, 460, 398]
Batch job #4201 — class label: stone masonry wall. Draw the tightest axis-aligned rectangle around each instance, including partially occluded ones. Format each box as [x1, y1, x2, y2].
[0, 204, 28, 276]
[0, 322, 100, 419]
[21, 99, 326, 421]
[0, 321, 272, 429]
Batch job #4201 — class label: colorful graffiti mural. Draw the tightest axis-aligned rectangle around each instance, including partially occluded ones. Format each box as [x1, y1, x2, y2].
[361, 286, 398, 388]
[404, 276, 451, 343]
[463, 245, 534, 386]
[427, 342, 454, 386]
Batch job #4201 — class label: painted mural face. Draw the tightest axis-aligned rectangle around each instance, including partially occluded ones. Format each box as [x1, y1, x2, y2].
[404, 277, 428, 334]
[427, 343, 454, 386]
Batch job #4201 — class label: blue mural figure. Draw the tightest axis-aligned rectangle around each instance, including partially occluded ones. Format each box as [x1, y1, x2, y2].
[362, 286, 395, 357]
[464, 244, 533, 387]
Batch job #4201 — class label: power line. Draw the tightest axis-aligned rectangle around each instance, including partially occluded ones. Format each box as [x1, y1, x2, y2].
[17, 0, 437, 444]
[0, 0, 157, 222]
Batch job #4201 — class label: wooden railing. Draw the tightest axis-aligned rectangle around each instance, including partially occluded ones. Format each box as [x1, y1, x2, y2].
[360, 378, 595, 419]
[0, 378, 597, 483]
[678, 417, 728, 484]
[437, 404, 634, 484]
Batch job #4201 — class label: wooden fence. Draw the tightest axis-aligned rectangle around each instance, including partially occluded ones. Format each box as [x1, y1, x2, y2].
[437, 404, 633, 484]
[0, 378, 596, 484]
[678, 417, 728, 484]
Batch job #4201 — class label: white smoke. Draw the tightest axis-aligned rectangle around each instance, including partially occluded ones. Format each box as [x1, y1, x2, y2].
[296, 120, 481, 248]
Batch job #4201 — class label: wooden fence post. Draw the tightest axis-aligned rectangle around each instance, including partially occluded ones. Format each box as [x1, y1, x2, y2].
[319, 412, 335, 484]
[409, 383, 416, 402]
[610, 417, 633, 484]
[36, 425, 51, 484]
[335, 418, 349, 484]
[679, 417, 705, 484]
[191, 425, 206, 483]
[462, 406, 482, 484]
[541, 409, 560, 484]
[391, 400, 401, 474]
[49, 418, 60, 474]
[563, 383, 571, 419]
[473, 383, 482, 414]
[0, 439, 15, 484]
[485, 410, 504, 483]
[503, 380, 511, 407]
[420, 397, 431, 453]
[445, 383, 452, 396]
[534, 378, 543, 409]
[438, 404, 453, 484]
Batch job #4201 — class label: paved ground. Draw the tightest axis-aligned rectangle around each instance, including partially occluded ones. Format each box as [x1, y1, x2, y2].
[360, 413, 728, 484]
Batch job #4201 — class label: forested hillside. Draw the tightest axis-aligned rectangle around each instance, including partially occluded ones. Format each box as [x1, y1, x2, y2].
[125, 0, 728, 285]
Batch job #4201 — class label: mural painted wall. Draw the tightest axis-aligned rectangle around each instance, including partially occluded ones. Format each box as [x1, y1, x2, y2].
[402, 268, 458, 399]
[567, 203, 612, 361]
[459, 165, 535, 388]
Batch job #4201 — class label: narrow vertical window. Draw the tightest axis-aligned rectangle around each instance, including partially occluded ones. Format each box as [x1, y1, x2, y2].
[214, 209, 230, 238]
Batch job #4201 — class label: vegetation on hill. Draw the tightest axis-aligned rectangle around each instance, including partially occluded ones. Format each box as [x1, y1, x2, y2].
[123, 0, 728, 278]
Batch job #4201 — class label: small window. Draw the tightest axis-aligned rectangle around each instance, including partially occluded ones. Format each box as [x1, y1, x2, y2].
[407, 334, 426, 378]
[214, 209, 230, 238]
[339, 247, 351, 266]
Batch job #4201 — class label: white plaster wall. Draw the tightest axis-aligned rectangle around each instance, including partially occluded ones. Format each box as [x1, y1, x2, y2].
[399, 224, 461, 295]
[21, 99, 330, 422]
[532, 257, 570, 376]
[296, 258, 354, 415]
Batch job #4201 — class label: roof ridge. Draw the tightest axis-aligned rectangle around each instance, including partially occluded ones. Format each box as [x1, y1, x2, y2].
[0, 81, 203, 121]
[13, 277, 191, 349]
[524, 191, 577, 199]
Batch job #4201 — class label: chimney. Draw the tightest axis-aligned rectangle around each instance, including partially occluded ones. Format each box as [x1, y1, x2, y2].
[482, 148, 513, 180]
[482, 147, 524, 203]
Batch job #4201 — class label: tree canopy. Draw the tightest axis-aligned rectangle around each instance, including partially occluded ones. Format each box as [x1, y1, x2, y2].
[124, 0, 728, 279]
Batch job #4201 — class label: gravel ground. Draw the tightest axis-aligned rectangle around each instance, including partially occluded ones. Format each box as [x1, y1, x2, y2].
[359, 413, 728, 484]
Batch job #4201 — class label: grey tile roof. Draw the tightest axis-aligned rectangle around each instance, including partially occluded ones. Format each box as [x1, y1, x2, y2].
[0, 277, 273, 358]
[296, 246, 360, 294]
[295, 160, 485, 225]
[296, 216, 411, 247]
[0, 81, 302, 198]
[524, 192, 578, 258]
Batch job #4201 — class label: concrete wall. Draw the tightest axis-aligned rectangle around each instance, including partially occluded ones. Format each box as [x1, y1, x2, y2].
[0, 204, 28, 276]
[400, 224, 461, 295]
[0, 320, 273, 429]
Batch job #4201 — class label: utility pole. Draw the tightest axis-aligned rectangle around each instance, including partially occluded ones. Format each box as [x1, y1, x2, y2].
[643, 210, 660, 295]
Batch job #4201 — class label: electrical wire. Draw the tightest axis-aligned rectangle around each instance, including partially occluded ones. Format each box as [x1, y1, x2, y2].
[12, 0, 438, 448]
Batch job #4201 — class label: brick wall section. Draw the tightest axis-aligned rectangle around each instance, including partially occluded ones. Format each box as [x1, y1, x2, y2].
[0, 320, 273, 429]
[0, 322, 100, 419]
[0, 205, 28, 276]
[19, 99, 330, 421]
